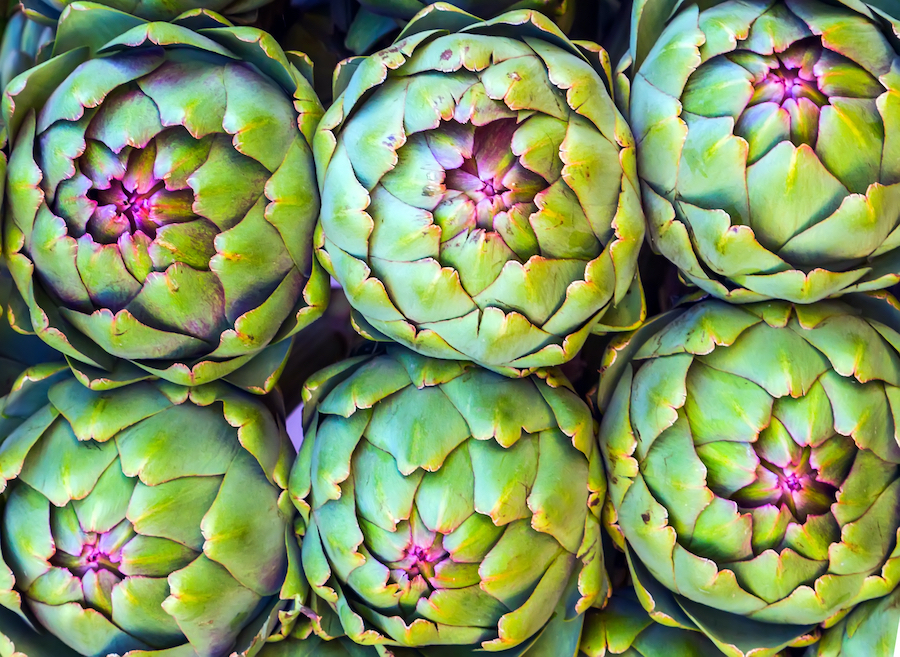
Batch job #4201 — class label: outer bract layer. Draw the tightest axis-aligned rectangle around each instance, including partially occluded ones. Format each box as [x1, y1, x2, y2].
[805, 583, 900, 657]
[2, 3, 328, 390]
[314, 3, 646, 377]
[627, 0, 900, 303]
[0, 7, 54, 99]
[288, 346, 608, 653]
[597, 293, 900, 657]
[0, 365, 295, 657]
[0, 268, 60, 396]
[579, 589, 725, 657]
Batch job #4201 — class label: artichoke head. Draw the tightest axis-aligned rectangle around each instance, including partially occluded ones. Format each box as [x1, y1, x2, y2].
[597, 292, 900, 656]
[2, 3, 328, 392]
[285, 346, 609, 653]
[628, 0, 900, 303]
[0, 364, 295, 656]
[314, 3, 646, 377]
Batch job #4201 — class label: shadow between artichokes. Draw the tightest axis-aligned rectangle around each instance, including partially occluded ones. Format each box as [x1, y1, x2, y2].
[620, 0, 900, 303]
[313, 2, 646, 378]
[1, 2, 329, 393]
[595, 291, 900, 657]
[274, 346, 608, 655]
[0, 364, 296, 656]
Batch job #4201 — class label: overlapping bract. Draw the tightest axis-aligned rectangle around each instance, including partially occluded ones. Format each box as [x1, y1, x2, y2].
[2, 3, 328, 391]
[596, 294, 900, 656]
[625, 0, 900, 303]
[314, 3, 645, 377]
[287, 346, 608, 653]
[0, 365, 295, 656]
[805, 584, 900, 656]
[579, 590, 724, 657]
[0, 7, 53, 99]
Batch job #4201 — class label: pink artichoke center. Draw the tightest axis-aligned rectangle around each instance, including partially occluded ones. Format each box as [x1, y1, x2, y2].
[742, 447, 838, 523]
[441, 118, 546, 232]
[51, 529, 129, 581]
[391, 539, 447, 585]
[90, 178, 168, 240]
[759, 61, 828, 108]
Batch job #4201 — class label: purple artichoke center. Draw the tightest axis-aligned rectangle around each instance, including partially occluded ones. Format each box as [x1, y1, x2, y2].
[89, 178, 169, 241]
[754, 51, 829, 110]
[430, 117, 550, 252]
[50, 519, 135, 584]
[443, 119, 526, 231]
[730, 444, 838, 524]
[390, 537, 448, 588]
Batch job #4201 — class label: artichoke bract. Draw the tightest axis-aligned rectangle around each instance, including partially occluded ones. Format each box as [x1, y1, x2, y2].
[596, 293, 900, 657]
[0, 365, 295, 656]
[579, 589, 725, 657]
[286, 346, 608, 653]
[0, 6, 54, 98]
[625, 0, 900, 303]
[314, 3, 646, 377]
[2, 3, 328, 391]
[806, 584, 900, 657]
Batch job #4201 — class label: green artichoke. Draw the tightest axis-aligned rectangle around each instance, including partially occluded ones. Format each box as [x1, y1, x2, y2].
[579, 589, 726, 657]
[0, 365, 295, 656]
[596, 292, 900, 656]
[805, 584, 900, 657]
[313, 2, 646, 377]
[2, 3, 328, 392]
[0, 6, 53, 98]
[624, 0, 900, 303]
[284, 346, 608, 653]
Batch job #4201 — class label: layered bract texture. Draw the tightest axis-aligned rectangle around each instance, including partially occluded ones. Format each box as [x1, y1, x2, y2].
[629, 0, 900, 303]
[0, 8, 54, 100]
[0, 366, 294, 656]
[3, 5, 327, 389]
[597, 295, 900, 656]
[579, 590, 724, 657]
[314, 6, 645, 376]
[806, 584, 900, 657]
[289, 347, 608, 652]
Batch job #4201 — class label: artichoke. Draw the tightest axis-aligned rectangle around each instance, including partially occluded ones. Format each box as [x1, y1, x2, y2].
[579, 589, 725, 657]
[624, 0, 900, 303]
[0, 364, 295, 656]
[2, 3, 328, 392]
[0, 6, 53, 99]
[596, 292, 900, 656]
[313, 2, 646, 377]
[805, 584, 900, 657]
[285, 346, 608, 653]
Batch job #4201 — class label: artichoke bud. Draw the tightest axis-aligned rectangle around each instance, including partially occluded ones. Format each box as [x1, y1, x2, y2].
[314, 4, 646, 376]
[629, 0, 900, 304]
[597, 292, 900, 656]
[2, 4, 329, 391]
[0, 364, 294, 657]
[286, 345, 609, 652]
